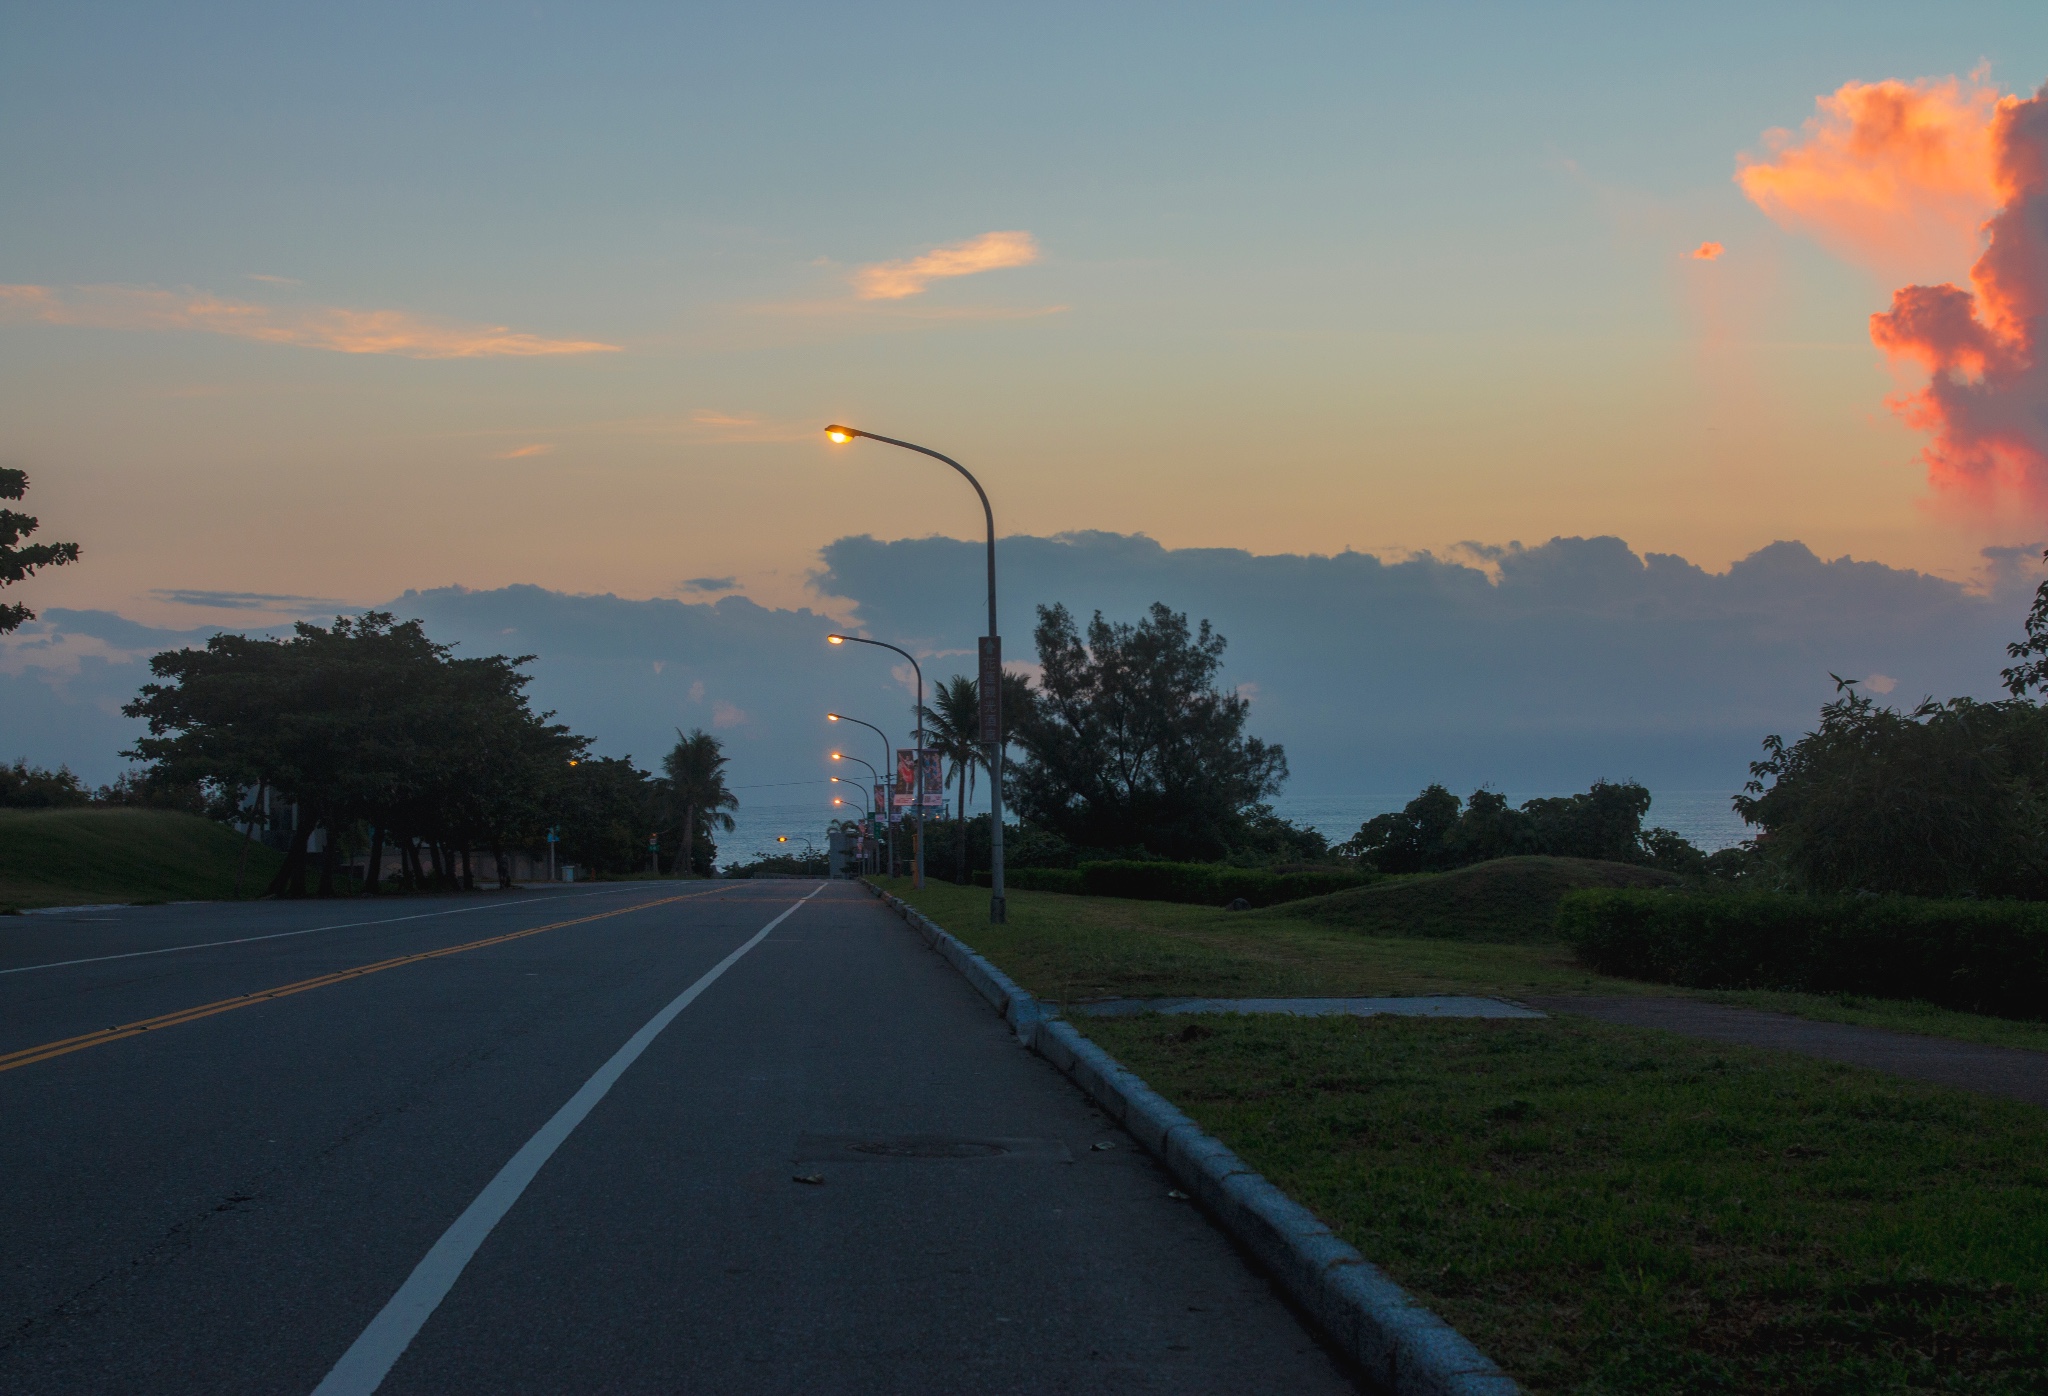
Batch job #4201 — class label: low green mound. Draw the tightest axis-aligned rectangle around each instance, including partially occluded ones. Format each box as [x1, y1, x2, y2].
[1265, 855, 1677, 942]
[0, 808, 284, 911]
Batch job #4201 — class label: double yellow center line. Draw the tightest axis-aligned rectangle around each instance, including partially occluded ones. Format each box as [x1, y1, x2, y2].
[0, 889, 721, 1076]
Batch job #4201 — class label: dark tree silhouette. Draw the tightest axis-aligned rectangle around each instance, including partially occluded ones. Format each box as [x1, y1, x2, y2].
[0, 468, 80, 635]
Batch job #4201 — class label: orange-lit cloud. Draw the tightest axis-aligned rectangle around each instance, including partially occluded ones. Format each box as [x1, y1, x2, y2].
[496, 443, 555, 458]
[851, 231, 1039, 300]
[1737, 75, 2014, 283]
[1771, 81, 2048, 513]
[1690, 241, 1724, 261]
[0, 283, 620, 359]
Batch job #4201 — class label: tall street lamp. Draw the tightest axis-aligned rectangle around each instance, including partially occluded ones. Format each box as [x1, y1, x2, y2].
[825, 425, 1007, 923]
[827, 712, 896, 875]
[826, 632, 927, 889]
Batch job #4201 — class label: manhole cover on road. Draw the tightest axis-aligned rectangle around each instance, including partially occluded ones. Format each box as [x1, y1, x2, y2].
[848, 1139, 1008, 1159]
[795, 1133, 1072, 1162]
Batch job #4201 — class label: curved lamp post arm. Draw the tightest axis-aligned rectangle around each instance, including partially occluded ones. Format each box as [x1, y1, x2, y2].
[826, 634, 925, 742]
[831, 753, 881, 784]
[827, 712, 894, 783]
[826, 427, 996, 638]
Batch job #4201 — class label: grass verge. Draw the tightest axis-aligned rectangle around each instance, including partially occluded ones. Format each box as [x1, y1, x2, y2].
[1089, 1012, 2048, 1394]
[881, 879, 2048, 1389]
[885, 878, 2048, 1051]
[0, 808, 283, 911]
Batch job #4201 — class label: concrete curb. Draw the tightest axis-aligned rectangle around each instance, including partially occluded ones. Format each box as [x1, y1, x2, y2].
[861, 880, 1521, 1396]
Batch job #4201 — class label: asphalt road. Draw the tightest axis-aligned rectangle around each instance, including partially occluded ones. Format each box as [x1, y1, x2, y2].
[0, 881, 1355, 1393]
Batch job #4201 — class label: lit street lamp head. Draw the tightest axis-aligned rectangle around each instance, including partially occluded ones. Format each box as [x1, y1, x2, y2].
[826, 634, 845, 645]
[824, 424, 857, 444]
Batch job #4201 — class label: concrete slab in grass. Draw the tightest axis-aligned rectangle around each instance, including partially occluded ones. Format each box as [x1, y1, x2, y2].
[1070, 995, 1546, 1020]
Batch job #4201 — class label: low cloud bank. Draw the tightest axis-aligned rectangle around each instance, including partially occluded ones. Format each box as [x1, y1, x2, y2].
[3, 534, 2030, 804]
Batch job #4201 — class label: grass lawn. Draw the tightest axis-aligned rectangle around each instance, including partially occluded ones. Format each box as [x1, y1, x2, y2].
[881, 878, 2048, 1052]
[1092, 1012, 2048, 1394]
[1268, 856, 1678, 941]
[878, 878, 2048, 1391]
[0, 808, 283, 911]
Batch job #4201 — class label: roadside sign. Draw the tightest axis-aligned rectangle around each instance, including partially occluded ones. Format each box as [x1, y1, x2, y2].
[894, 749, 915, 807]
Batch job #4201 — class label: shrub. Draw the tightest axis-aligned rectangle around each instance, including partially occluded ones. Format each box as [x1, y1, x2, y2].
[1560, 888, 2048, 1020]
[1001, 867, 1085, 894]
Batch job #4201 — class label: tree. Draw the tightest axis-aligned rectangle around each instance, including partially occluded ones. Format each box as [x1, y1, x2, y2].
[661, 729, 737, 876]
[126, 612, 589, 897]
[2003, 547, 2048, 697]
[917, 675, 983, 882]
[1009, 602, 1287, 860]
[549, 756, 661, 875]
[1735, 688, 2048, 898]
[0, 468, 80, 635]
[1339, 784, 1464, 873]
[1337, 780, 1690, 874]
[0, 759, 92, 808]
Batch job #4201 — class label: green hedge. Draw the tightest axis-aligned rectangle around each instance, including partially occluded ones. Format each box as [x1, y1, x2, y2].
[1559, 888, 2048, 1020]
[977, 861, 1372, 906]
[1001, 867, 1085, 895]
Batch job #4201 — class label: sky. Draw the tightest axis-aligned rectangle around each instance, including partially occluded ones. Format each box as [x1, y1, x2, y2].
[6, 2, 2048, 813]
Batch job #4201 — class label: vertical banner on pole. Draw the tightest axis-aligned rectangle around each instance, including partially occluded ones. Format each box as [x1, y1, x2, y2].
[978, 635, 1002, 744]
[918, 750, 944, 809]
[894, 750, 915, 808]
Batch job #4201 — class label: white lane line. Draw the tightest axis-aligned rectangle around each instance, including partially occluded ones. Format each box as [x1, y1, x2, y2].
[0, 885, 657, 978]
[309, 883, 827, 1396]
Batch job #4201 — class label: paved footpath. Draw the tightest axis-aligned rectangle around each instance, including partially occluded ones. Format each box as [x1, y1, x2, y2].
[1530, 996, 2048, 1108]
[0, 881, 1355, 1394]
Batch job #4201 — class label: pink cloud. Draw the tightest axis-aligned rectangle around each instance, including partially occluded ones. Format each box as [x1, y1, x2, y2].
[1741, 77, 2048, 517]
[851, 231, 1040, 300]
[1736, 75, 2014, 283]
[1863, 86, 2048, 512]
[1690, 241, 1725, 261]
[0, 284, 620, 359]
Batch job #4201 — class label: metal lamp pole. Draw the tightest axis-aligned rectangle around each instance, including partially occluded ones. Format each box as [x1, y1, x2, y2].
[826, 633, 926, 889]
[824, 426, 1006, 923]
[828, 712, 896, 876]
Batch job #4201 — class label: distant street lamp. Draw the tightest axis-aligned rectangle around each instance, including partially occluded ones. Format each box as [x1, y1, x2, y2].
[828, 773, 876, 876]
[824, 426, 1006, 923]
[826, 632, 927, 889]
[830, 750, 884, 863]
[828, 712, 897, 875]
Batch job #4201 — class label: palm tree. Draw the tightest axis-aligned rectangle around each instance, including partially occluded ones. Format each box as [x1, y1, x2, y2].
[662, 728, 738, 876]
[918, 676, 983, 884]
